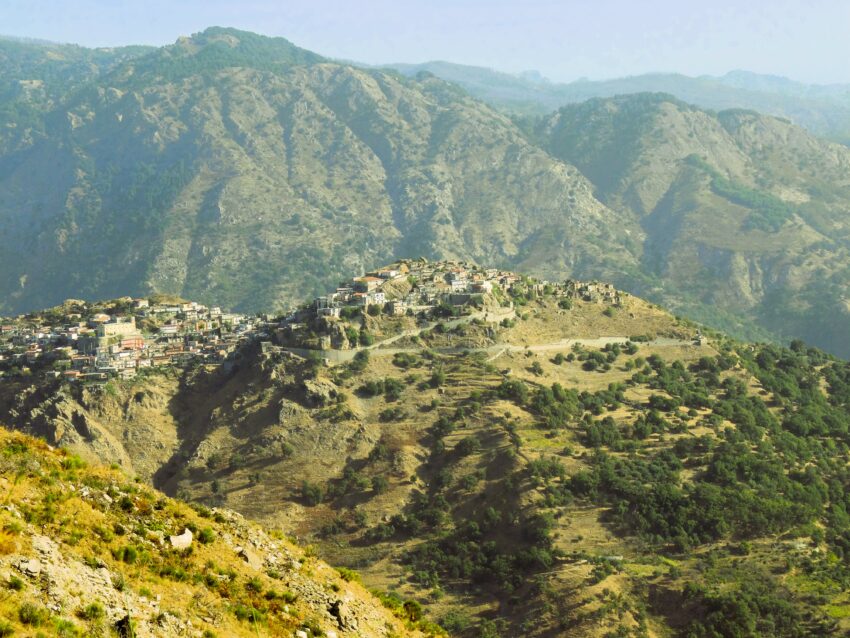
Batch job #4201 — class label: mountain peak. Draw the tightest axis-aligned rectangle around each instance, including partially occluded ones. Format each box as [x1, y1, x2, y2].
[117, 26, 324, 84]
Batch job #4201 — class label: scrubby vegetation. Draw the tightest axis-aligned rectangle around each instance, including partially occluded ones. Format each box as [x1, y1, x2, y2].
[0, 431, 424, 637]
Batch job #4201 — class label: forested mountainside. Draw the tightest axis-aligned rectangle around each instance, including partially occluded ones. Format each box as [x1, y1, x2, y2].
[0, 28, 849, 356]
[5, 272, 850, 637]
[0, 35, 152, 111]
[387, 62, 850, 143]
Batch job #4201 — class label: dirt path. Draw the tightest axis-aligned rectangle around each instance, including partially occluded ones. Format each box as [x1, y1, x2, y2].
[282, 331, 696, 364]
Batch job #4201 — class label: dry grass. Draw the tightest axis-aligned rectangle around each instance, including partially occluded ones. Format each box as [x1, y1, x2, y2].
[0, 429, 426, 638]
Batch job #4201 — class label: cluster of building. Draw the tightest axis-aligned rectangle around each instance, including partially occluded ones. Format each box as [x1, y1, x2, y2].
[310, 259, 522, 320]
[310, 259, 622, 317]
[279, 259, 624, 349]
[0, 298, 264, 384]
[0, 262, 627, 376]
[564, 280, 622, 304]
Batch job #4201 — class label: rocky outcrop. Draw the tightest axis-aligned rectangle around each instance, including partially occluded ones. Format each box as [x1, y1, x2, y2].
[0, 429, 422, 637]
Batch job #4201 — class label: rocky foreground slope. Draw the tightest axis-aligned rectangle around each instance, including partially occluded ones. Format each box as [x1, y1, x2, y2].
[0, 429, 433, 637]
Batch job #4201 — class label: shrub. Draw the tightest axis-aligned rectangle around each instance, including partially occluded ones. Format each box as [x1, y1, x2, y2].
[301, 481, 324, 506]
[77, 602, 105, 621]
[55, 619, 81, 636]
[441, 610, 473, 632]
[371, 476, 390, 494]
[114, 544, 138, 564]
[19, 602, 49, 626]
[393, 353, 420, 369]
[245, 576, 263, 593]
[403, 599, 423, 622]
[430, 369, 446, 388]
[379, 407, 406, 422]
[455, 436, 480, 456]
[233, 604, 265, 622]
[337, 567, 361, 582]
[349, 350, 369, 372]
[198, 527, 215, 544]
[61, 454, 86, 471]
[358, 380, 384, 397]
[383, 378, 405, 400]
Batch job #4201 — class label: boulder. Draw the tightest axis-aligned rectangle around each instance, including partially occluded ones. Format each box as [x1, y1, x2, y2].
[16, 558, 41, 577]
[329, 599, 358, 631]
[168, 529, 193, 550]
[302, 379, 336, 407]
[235, 545, 263, 571]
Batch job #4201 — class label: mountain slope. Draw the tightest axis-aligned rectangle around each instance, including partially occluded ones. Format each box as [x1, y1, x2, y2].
[0, 36, 151, 154]
[537, 94, 850, 356]
[0, 428, 432, 637]
[1, 30, 850, 355]
[0, 27, 633, 317]
[5, 272, 850, 636]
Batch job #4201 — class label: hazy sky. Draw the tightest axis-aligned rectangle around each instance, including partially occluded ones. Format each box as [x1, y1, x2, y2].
[2, 0, 849, 83]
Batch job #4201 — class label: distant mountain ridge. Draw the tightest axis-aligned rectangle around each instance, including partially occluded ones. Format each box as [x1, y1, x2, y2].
[385, 61, 850, 143]
[534, 92, 850, 355]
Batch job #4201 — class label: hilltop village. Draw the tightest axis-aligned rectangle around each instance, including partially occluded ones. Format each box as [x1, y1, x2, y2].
[0, 260, 627, 384]
[0, 297, 265, 384]
[277, 258, 622, 350]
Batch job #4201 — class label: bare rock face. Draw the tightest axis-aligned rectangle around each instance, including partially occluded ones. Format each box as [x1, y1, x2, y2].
[302, 378, 337, 407]
[235, 545, 263, 571]
[10, 534, 161, 636]
[279, 398, 300, 423]
[0, 428, 418, 637]
[329, 322, 350, 349]
[329, 598, 360, 632]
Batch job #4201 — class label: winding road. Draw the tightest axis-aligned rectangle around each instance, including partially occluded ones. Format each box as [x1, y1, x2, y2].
[279, 305, 697, 364]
